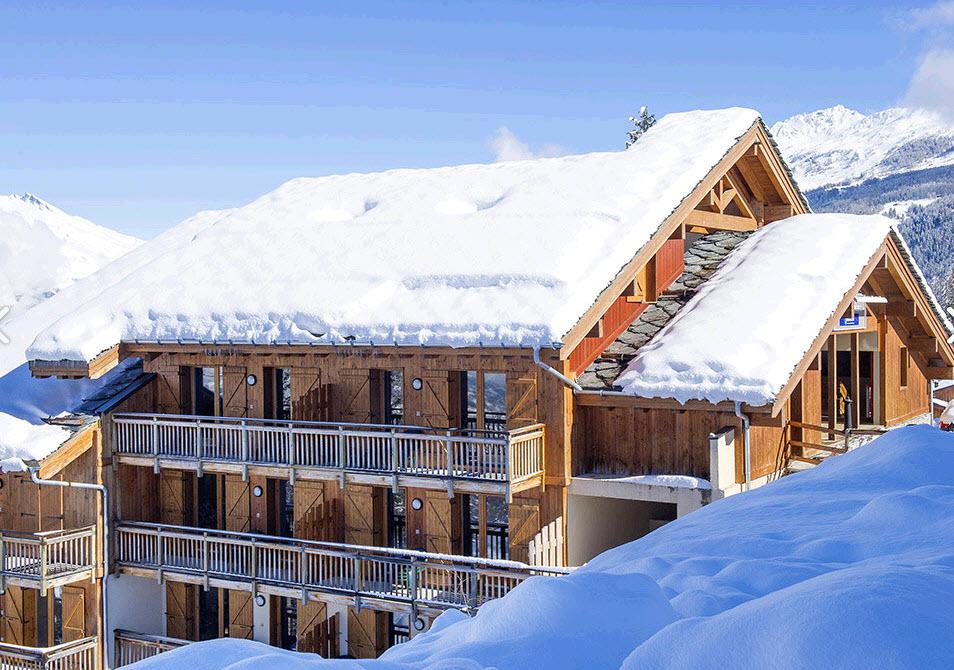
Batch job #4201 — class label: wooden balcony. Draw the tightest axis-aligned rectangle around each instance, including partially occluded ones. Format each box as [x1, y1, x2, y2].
[0, 637, 98, 670]
[114, 630, 187, 668]
[115, 522, 569, 618]
[111, 413, 546, 498]
[0, 526, 98, 594]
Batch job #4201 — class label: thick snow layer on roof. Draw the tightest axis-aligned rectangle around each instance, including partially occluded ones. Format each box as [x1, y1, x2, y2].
[614, 213, 895, 406]
[127, 426, 954, 669]
[26, 108, 760, 364]
[0, 413, 71, 470]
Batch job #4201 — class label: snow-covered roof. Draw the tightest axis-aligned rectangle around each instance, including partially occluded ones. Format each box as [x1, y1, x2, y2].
[614, 213, 895, 406]
[26, 108, 761, 364]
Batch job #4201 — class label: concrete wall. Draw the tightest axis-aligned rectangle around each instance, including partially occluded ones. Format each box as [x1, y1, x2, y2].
[106, 574, 165, 666]
[566, 495, 676, 566]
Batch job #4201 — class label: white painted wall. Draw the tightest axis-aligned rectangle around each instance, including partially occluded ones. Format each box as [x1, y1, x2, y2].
[566, 495, 676, 566]
[253, 594, 270, 644]
[106, 574, 165, 667]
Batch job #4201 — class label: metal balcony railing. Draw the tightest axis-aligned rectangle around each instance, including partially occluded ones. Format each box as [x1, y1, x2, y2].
[0, 637, 98, 670]
[114, 630, 187, 668]
[115, 522, 569, 616]
[0, 526, 98, 594]
[112, 413, 546, 497]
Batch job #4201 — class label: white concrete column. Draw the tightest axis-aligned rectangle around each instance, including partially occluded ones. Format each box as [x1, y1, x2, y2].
[253, 593, 270, 644]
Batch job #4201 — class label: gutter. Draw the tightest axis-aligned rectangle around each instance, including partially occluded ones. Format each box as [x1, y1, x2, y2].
[734, 402, 752, 491]
[29, 469, 109, 666]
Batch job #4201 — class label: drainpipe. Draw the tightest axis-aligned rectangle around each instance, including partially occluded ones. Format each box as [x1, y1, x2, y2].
[734, 402, 751, 491]
[533, 348, 583, 392]
[30, 469, 109, 667]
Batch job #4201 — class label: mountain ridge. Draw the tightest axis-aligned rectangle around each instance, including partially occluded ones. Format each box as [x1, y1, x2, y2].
[0, 193, 141, 314]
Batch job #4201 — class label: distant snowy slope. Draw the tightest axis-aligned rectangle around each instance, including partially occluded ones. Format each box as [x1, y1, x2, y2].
[126, 426, 954, 670]
[772, 106, 954, 309]
[0, 194, 141, 314]
[771, 105, 954, 190]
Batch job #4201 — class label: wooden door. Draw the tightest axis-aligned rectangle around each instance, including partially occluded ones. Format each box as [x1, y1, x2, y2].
[1, 587, 36, 646]
[294, 480, 339, 541]
[227, 591, 253, 640]
[222, 367, 248, 418]
[344, 485, 383, 546]
[224, 475, 250, 532]
[423, 490, 461, 554]
[165, 583, 197, 641]
[506, 374, 538, 429]
[61, 586, 86, 642]
[347, 609, 386, 659]
[508, 497, 540, 564]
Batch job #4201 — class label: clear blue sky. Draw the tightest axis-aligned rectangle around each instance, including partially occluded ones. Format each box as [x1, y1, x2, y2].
[0, 1, 935, 237]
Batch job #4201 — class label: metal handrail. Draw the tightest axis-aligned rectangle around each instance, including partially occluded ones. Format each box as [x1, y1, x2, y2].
[0, 636, 98, 670]
[115, 522, 569, 613]
[112, 413, 547, 493]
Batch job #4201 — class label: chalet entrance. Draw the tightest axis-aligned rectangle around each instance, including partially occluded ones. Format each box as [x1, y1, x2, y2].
[820, 332, 881, 430]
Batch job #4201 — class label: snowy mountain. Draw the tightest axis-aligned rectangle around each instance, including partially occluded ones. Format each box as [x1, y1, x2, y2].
[771, 105, 954, 191]
[0, 193, 141, 315]
[772, 106, 954, 308]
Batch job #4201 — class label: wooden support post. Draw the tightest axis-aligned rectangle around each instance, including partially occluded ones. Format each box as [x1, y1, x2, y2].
[850, 333, 861, 429]
[827, 334, 838, 440]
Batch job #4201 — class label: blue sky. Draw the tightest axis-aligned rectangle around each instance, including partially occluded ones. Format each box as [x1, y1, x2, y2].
[0, 1, 945, 237]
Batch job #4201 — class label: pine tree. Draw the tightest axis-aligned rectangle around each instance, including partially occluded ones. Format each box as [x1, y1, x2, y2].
[626, 106, 656, 148]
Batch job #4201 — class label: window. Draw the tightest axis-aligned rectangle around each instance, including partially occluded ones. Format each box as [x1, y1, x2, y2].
[388, 489, 406, 549]
[384, 370, 404, 425]
[460, 371, 508, 433]
[900, 346, 909, 388]
[264, 368, 292, 420]
[193, 367, 222, 416]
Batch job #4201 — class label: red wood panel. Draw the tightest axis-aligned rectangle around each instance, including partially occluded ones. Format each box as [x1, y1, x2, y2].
[655, 238, 685, 295]
[568, 299, 648, 375]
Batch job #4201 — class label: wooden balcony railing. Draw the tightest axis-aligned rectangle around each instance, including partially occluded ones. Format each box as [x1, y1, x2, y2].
[0, 526, 97, 593]
[112, 413, 546, 498]
[115, 522, 569, 616]
[114, 630, 187, 668]
[0, 637, 98, 670]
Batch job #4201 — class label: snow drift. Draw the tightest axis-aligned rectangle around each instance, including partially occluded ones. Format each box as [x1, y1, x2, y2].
[128, 425, 954, 669]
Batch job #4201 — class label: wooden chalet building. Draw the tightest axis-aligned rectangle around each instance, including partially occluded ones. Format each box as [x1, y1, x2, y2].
[4, 107, 952, 667]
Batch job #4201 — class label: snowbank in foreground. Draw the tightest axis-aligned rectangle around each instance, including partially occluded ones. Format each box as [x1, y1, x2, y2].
[128, 426, 954, 670]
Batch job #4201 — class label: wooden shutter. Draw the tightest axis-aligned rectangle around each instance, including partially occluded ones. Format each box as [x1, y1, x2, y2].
[506, 375, 538, 429]
[224, 475, 250, 532]
[1, 587, 36, 646]
[338, 370, 372, 423]
[294, 481, 339, 541]
[423, 490, 460, 554]
[61, 586, 86, 642]
[227, 591, 253, 640]
[165, 583, 197, 641]
[157, 365, 187, 414]
[508, 497, 540, 564]
[344, 485, 382, 546]
[347, 609, 386, 659]
[222, 367, 248, 418]
[297, 600, 334, 654]
[420, 373, 452, 429]
[292, 368, 327, 421]
[160, 470, 195, 526]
